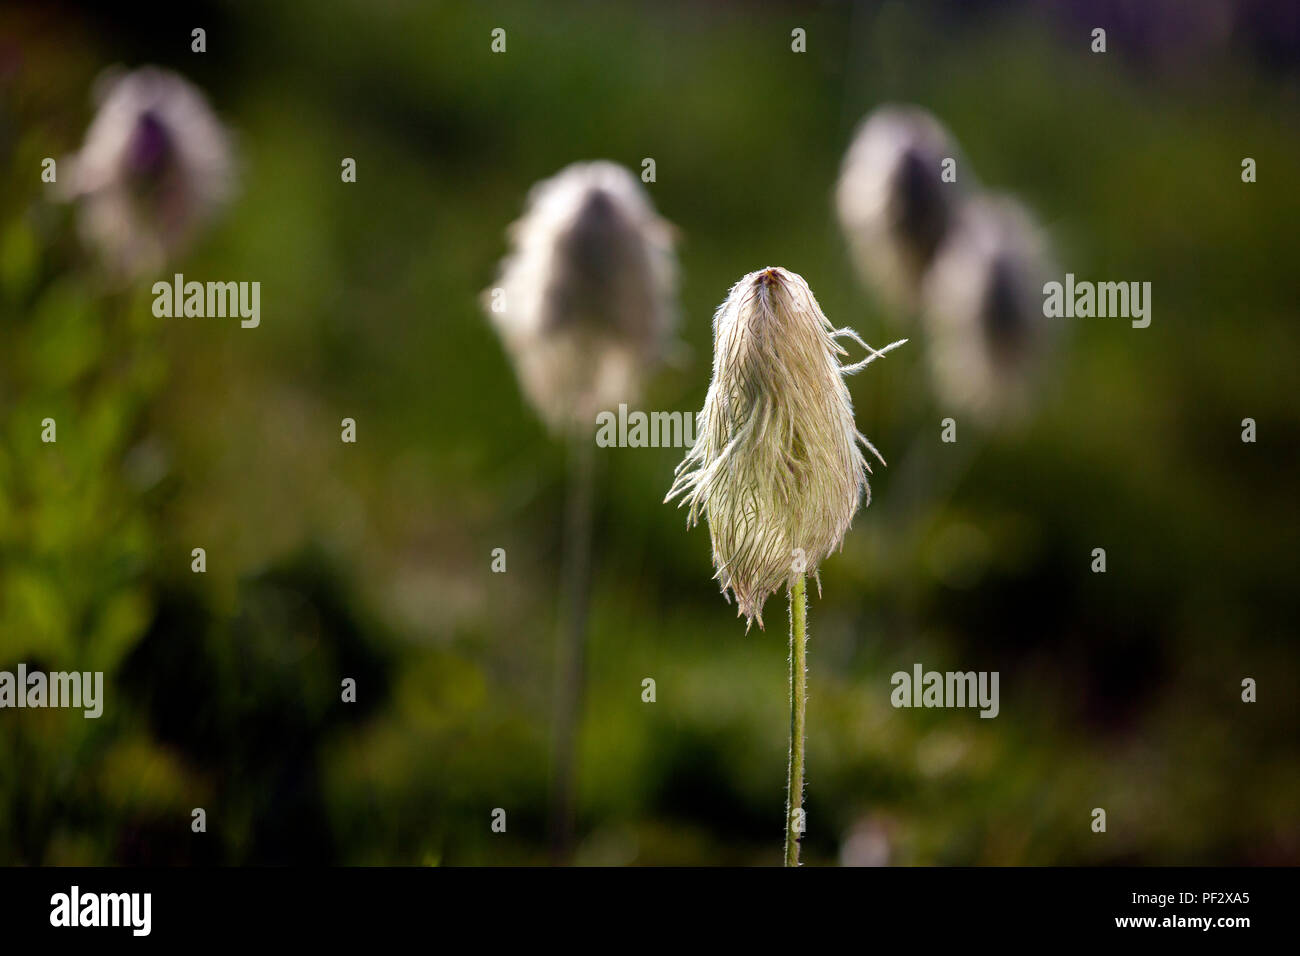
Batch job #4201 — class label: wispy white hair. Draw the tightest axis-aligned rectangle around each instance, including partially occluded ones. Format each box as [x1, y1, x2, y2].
[485, 161, 678, 434]
[836, 105, 965, 314]
[666, 267, 904, 629]
[62, 66, 234, 281]
[922, 195, 1057, 422]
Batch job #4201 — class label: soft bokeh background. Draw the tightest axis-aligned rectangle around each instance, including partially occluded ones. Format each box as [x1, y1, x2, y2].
[2, 0, 1298, 865]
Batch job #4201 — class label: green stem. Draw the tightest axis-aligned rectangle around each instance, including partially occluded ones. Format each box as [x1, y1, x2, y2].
[549, 433, 595, 863]
[785, 572, 807, 867]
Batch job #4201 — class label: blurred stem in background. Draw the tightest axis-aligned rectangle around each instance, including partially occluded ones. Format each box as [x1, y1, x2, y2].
[550, 433, 595, 863]
[785, 573, 807, 867]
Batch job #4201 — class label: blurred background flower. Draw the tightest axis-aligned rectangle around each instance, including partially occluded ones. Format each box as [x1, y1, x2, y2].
[485, 160, 678, 434]
[836, 105, 964, 314]
[483, 158, 679, 859]
[60, 65, 234, 282]
[922, 195, 1056, 422]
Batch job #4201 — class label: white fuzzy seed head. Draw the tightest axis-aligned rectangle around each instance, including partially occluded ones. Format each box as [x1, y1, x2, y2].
[62, 66, 235, 281]
[666, 267, 904, 629]
[922, 195, 1057, 423]
[485, 161, 679, 434]
[836, 105, 965, 314]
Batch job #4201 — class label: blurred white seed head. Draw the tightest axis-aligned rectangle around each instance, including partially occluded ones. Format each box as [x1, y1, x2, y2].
[666, 267, 904, 629]
[922, 195, 1057, 423]
[839, 815, 893, 867]
[61, 66, 235, 281]
[484, 161, 679, 434]
[836, 105, 965, 314]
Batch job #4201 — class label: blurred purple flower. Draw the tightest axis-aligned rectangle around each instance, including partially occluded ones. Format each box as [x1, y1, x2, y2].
[61, 66, 235, 281]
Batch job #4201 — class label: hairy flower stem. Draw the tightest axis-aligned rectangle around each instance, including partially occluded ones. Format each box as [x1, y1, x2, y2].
[550, 434, 595, 864]
[785, 573, 808, 867]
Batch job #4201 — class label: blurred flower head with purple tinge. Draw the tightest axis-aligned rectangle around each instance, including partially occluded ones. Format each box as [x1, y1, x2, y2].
[836, 105, 967, 315]
[62, 66, 235, 281]
[485, 160, 679, 434]
[923, 195, 1057, 423]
